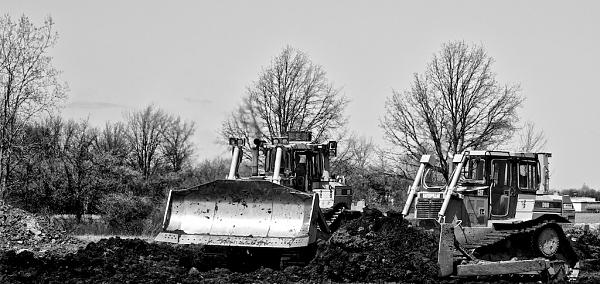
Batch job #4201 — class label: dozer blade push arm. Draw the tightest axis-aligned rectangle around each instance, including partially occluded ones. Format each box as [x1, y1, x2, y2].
[402, 155, 433, 217]
[271, 146, 283, 184]
[227, 145, 242, 180]
[438, 154, 464, 223]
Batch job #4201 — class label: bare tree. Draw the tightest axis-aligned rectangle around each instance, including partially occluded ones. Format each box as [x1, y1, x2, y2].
[9, 116, 63, 210]
[125, 105, 170, 178]
[222, 46, 348, 147]
[330, 134, 413, 206]
[60, 119, 98, 218]
[95, 121, 129, 163]
[192, 157, 230, 185]
[515, 121, 547, 152]
[331, 133, 375, 174]
[381, 41, 523, 180]
[0, 15, 67, 198]
[162, 116, 195, 172]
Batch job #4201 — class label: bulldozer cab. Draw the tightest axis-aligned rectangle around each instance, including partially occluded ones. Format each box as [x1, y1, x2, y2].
[404, 151, 570, 226]
[258, 134, 351, 210]
[263, 146, 326, 192]
[453, 151, 552, 223]
[452, 154, 514, 218]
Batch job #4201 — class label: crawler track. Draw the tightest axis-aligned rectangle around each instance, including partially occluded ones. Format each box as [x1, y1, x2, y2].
[455, 219, 579, 269]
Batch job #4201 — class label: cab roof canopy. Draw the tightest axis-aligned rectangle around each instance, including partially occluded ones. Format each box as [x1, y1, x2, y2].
[464, 150, 551, 159]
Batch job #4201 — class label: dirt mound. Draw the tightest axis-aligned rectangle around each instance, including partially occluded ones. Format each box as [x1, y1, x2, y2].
[570, 228, 600, 283]
[572, 230, 600, 261]
[0, 203, 82, 255]
[0, 208, 440, 283]
[0, 237, 300, 283]
[305, 209, 439, 283]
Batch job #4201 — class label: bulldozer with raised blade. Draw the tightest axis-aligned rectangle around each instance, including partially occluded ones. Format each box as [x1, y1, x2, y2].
[155, 131, 355, 267]
[402, 151, 579, 280]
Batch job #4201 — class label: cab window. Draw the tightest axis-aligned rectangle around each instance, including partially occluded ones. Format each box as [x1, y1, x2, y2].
[462, 158, 485, 183]
[423, 168, 446, 188]
[265, 149, 274, 172]
[309, 153, 323, 180]
[294, 154, 307, 175]
[492, 160, 510, 187]
[518, 162, 538, 190]
[490, 159, 510, 216]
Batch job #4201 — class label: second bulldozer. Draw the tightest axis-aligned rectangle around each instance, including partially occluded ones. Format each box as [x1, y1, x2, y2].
[403, 150, 579, 279]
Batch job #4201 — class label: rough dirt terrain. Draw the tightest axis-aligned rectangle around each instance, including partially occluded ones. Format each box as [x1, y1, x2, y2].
[0, 206, 441, 283]
[570, 228, 600, 283]
[0, 203, 84, 256]
[1, 204, 600, 283]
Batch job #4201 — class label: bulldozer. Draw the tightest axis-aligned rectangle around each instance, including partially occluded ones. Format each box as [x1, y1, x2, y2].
[402, 150, 579, 280]
[155, 131, 354, 267]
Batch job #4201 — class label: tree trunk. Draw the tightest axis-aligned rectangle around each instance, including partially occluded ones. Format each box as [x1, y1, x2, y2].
[0, 147, 5, 201]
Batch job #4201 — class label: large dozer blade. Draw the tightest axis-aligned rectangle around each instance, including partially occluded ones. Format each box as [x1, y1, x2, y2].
[155, 180, 325, 248]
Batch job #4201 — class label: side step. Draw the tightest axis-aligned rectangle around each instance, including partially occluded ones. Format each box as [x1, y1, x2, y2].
[325, 207, 345, 226]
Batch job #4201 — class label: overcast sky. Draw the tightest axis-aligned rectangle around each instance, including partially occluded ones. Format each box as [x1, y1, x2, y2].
[4, 1, 599, 190]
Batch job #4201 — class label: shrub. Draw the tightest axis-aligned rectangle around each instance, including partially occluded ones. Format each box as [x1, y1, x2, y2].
[99, 192, 153, 235]
[141, 201, 167, 236]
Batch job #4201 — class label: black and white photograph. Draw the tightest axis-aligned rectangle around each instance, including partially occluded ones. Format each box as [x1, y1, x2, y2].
[1, 1, 599, 283]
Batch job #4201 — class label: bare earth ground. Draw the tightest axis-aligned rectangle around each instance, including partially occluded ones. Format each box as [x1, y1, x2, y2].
[2, 203, 600, 283]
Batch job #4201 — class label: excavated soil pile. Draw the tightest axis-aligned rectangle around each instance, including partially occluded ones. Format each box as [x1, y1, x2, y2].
[0, 203, 82, 255]
[304, 208, 439, 283]
[571, 229, 600, 283]
[0, 237, 306, 283]
[0, 208, 441, 283]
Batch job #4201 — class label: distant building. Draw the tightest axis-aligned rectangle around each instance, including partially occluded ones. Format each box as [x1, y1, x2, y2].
[571, 197, 600, 212]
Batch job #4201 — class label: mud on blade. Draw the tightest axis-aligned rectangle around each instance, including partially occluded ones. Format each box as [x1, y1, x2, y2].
[156, 180, 321, 248]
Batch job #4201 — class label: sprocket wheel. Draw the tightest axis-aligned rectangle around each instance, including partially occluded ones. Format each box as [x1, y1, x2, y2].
[534, 226, 560, 258]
